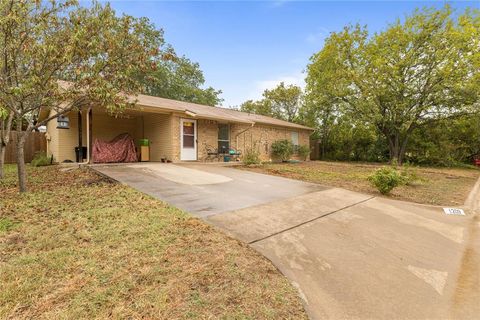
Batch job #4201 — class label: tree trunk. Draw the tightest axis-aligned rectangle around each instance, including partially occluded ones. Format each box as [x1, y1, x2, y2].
[0, 144, 5, 179]
[16, 131, 27, 193]
[0, 111, 14, 179]
[386, 135, 403, 166]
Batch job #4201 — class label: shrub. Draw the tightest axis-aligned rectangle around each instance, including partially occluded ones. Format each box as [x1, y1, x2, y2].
[271, 139, 294, 162]
[31, 151, 52, 167]
[243, 147, 261, 165]
[400, 162, 419, 186]
[368, 166, 406, 195]
[297, 145, 310, 161]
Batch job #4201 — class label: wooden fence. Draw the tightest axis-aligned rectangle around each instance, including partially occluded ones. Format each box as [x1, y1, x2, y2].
[4, 131, 47, 164]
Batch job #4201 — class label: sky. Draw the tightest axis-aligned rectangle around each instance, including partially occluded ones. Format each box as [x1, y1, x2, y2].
[90, 0, 479, 107]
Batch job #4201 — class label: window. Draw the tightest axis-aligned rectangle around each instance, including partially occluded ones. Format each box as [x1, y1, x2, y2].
[182, 121, 195, 148]
[218, 124, 230, 154]
[291, 131, 299, 146]
[57, 115, 70, 129]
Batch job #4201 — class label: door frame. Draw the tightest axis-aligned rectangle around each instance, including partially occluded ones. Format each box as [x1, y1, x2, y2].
[180, 118, 197, 161]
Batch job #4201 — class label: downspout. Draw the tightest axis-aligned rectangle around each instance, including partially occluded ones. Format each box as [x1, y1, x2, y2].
[235, 122, 255, 152]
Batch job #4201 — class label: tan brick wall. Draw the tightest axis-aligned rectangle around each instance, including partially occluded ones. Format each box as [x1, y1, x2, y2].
[187, 119, 312, 162]
[197, 119, 220, 161]
[170, 114, 181, 161]
[229, 124, 310, 161]
[143, 113, 172, 161]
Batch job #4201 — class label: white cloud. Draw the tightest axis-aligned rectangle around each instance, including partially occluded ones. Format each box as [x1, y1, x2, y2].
[248, 73, 305, 102]
[306, 27, 330, 44]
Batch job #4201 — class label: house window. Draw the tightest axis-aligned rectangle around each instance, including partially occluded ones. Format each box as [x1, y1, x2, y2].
[57, 115, 70, 129]
[218, 124, 230, 154]
[291, 131, 299, 146]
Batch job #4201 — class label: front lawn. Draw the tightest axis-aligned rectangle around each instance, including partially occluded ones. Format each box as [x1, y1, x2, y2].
[242, 161, 480, 206]
[0, 165, 306, 319]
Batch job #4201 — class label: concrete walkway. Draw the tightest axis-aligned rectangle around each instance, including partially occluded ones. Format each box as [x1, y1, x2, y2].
[92, 163, 480, 319]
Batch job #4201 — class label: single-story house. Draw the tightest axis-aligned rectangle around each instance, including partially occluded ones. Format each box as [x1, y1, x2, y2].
[39, 93, 314, 163]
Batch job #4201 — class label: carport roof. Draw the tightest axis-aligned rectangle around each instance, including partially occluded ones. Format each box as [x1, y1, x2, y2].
[134, 94, 314, 131]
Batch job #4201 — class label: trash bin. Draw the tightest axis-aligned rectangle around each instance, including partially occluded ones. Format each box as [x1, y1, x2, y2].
[75, 146, 87, 162]
[139, 139, 149, 146]
[223, 156, 230, 162]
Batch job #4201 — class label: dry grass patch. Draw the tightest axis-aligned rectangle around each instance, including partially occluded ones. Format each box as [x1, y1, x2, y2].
[0, 165, 306, 319]
[242, 161, 480, 206]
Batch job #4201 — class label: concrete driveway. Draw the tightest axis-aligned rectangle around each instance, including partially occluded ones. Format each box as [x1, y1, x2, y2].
[93, 163, 480, 319]
[93, 162, 325, 217]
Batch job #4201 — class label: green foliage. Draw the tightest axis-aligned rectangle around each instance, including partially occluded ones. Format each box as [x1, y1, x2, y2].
[400, 163, 420, 186]
[271, 140, 294, 162]
[240, 82, 303, 122]
[0, 0, 164, 191]
[0, 0, 165, 121]
[297, 145, 310, 161]
[304, 6, 480, 164]
[142, 53, 223, 106]
[368, 167, 406, 195]
[242, 147, 261, 165]
[31, 152, 51, 167]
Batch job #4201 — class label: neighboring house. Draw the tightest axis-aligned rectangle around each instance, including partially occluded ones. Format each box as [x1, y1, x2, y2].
[39, 93, 313, 163]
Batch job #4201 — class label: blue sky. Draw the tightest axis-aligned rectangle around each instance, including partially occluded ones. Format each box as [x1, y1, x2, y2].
[92, 1, 478, 107]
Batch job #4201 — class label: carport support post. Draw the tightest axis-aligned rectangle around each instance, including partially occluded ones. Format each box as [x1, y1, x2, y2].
[86, 107, 92, 163]
[78, 110, 82, 161]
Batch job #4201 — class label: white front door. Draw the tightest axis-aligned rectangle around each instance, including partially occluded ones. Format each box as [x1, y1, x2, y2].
[180, 118, 197, 161]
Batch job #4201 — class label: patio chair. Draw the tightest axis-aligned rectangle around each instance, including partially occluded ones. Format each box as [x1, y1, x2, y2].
[204, 144, 219, 162]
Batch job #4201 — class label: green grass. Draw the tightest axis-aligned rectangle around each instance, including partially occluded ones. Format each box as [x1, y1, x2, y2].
[0, 164, 306, 319]
[242, 161, 480, 206]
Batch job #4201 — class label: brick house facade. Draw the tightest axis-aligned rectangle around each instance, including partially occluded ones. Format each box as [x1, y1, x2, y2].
[42, 94, 313, 163]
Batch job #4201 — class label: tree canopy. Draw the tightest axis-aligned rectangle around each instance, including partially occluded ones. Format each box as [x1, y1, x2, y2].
[0, 0, 164, 191]
[304, 6, 480, 164]
[240, 82, 303, 123]
[142, 49, 222, 106]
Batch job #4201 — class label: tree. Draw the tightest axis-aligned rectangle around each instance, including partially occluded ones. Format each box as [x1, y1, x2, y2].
[0, 0, 163, 192]
[240, 82, 303, 122]
[142, 49, 223, 106]
[240, 99, 274, 117]
[0, 107, 14, 178]
[305, 6, 480, 164]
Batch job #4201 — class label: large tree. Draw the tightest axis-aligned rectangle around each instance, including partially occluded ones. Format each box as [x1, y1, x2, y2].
[305, 6, 480, 164]
[0, 0, 163, 192]
[240, 82, 303, 122]
[143, 49, 222, 106]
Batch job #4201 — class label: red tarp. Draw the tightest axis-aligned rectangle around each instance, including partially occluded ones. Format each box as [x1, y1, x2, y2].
[92, 133, 137, 163]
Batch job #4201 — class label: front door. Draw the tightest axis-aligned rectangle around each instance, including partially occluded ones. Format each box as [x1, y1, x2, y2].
[180, 119, 197, 161]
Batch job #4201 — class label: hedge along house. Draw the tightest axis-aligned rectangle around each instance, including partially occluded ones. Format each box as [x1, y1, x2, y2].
[39, 93, 313, 164]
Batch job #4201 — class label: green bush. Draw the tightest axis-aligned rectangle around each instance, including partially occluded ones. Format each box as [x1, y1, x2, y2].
[31, 151, 52, 167]
[243, 147, 261, 165]
[271, 140, 294, 162]
[400, 163, 419, 186]
[368, 166, 406, 195]
[297, 145, 310, 161]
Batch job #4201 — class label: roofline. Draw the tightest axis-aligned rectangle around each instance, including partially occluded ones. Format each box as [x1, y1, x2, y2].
[37, 88, 315, 131]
